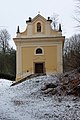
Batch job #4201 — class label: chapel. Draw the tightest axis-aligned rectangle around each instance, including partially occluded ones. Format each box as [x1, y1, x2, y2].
[13, 14, 65, 81]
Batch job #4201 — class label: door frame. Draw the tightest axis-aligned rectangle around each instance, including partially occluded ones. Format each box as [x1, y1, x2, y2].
[34, 62, 45, 74]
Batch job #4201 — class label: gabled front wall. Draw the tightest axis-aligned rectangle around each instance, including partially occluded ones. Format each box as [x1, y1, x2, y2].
[15, 39, 63, 81]
[13, 14, 64, 80]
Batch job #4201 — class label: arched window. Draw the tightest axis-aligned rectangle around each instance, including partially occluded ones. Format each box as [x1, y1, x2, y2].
[37, 22, 41, 32]
[36, 48, 42, 54]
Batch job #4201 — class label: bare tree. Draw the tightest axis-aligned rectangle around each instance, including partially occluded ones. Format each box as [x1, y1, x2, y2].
[74, 0, 80, 28]
[51, 13, 59, 30]
[64, 34, 80, 71]
[0, 29, 11, 73]
[0, 29, 10, 54]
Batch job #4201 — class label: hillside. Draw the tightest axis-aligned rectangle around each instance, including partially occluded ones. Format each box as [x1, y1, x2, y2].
[0, 70, 80, 120]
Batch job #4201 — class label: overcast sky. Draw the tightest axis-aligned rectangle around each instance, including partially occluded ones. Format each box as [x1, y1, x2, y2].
[0, 0, 76, 48]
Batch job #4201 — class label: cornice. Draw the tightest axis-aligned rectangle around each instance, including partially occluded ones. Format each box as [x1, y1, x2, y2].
[13, 36, 65, 41]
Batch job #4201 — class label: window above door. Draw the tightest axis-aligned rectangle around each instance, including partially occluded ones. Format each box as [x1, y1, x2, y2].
[34, 47, 44, 55]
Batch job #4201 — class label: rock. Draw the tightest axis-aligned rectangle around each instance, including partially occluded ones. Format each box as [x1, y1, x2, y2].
[41, 68, 80, 97]
[42, 88, 53, 94]
[41, 87, 57, 95]
[41, 83, 58, 91]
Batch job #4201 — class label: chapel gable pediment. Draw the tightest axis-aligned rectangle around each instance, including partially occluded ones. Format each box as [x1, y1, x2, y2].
[16, 14, 62, 38]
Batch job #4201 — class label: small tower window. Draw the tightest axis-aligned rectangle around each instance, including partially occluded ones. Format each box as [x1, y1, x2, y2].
[36, 48, 42, 54]
[37, 22, 41, 32]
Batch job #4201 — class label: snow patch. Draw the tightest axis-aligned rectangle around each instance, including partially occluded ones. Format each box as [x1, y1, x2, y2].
[0, 75, 80, 120]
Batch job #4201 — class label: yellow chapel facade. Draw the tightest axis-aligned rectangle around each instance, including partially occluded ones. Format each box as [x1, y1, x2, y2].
[13, 14, 65, 81]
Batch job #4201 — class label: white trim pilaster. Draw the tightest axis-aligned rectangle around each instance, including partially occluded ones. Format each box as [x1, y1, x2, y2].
[57, 44, 63, 73]
[16, 46, 22, 77]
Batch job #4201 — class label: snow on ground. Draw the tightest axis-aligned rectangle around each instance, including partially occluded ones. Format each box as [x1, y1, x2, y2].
[0, 75, 80, 120]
